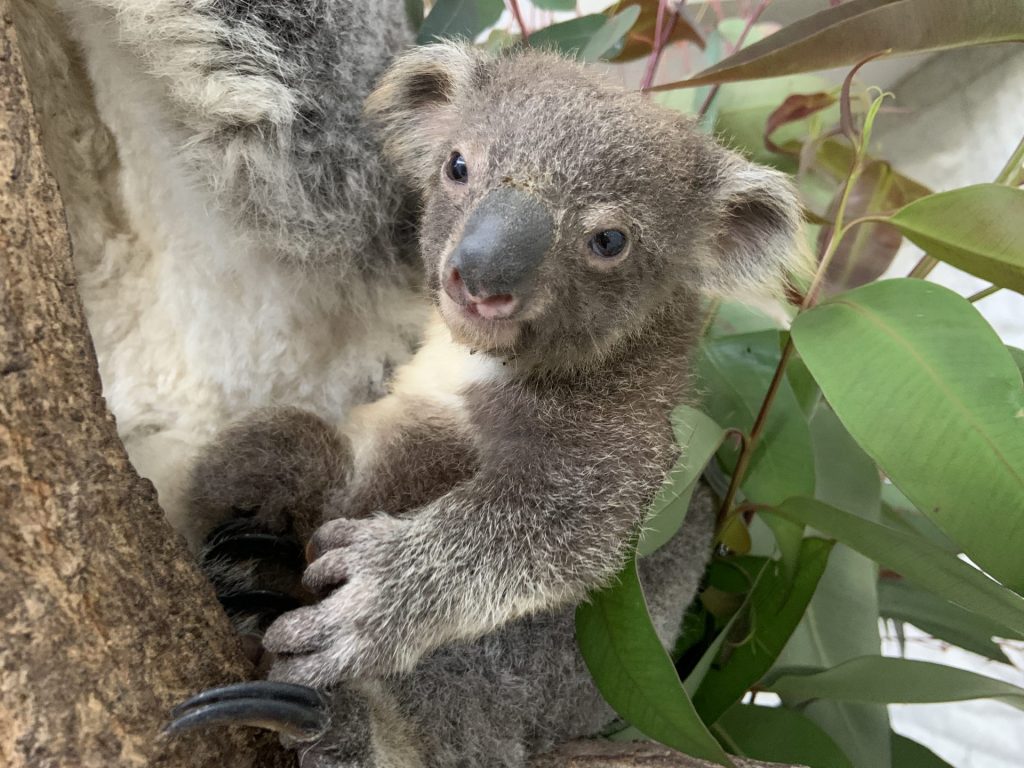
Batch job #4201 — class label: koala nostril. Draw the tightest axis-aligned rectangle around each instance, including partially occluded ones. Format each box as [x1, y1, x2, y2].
[444, 267, 467, 304]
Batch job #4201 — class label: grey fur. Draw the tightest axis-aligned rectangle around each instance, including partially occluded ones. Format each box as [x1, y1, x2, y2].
[185, 42, 801, 768]
[66, 0, 417, 274]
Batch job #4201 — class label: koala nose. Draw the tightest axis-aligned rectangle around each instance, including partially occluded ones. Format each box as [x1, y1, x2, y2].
[444, 188, 554, 316]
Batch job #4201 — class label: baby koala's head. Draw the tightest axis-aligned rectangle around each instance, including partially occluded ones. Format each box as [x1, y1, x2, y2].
[367, 42, 801, 369]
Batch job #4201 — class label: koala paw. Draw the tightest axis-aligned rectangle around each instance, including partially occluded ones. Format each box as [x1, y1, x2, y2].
[187, 408, 351, 638]
[188, 407, 350, 544]
[263, 515, 422, 685]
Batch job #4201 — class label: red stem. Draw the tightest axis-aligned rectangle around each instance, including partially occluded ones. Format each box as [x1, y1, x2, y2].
[697, 0, 772, 119]
[507, 0, 530, 42]
[640, 0, 678, 92]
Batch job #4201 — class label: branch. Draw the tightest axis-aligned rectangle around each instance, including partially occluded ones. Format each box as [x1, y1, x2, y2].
[0, 4, 291, 766]
[531, 741, 806, 768]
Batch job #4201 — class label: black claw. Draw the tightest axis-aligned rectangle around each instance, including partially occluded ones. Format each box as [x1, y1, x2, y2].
[166, 681, 328, 740]
[218, 590, 304, 621]
[204, 530, 303, 568]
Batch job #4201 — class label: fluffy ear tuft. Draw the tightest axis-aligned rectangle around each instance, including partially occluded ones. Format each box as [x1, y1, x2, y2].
[701, 155, 807, 299]
[365, 43, 482, 186]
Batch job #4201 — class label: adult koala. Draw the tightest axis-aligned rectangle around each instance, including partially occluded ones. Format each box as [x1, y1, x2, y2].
[18, 0, 426, 548]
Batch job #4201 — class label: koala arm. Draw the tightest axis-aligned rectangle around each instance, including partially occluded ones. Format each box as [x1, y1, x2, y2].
[263, 405, 670, 686]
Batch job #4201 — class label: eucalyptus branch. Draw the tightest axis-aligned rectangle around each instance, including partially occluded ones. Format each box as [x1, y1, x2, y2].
[507, 0, 530, 42]
[696, 0, 772, 119]
[715, 64, 884, 524]
[640, 0, 678, 92]
[968, 284, 1000, 303]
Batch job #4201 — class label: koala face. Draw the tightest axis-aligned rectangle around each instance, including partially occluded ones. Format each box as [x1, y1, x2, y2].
[367, 44, 801, 368]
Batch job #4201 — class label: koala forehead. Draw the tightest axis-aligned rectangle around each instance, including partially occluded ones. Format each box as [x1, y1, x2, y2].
[445, 53, 721, 211]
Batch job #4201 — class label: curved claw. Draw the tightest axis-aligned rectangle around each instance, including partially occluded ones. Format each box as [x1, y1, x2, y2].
[203, 531, 303, 568]
[166, 681, 329, 741]
[218, 590, 304, 618]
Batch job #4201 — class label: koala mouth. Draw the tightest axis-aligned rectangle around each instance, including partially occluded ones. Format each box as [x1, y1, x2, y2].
[439, 290, 523, 350]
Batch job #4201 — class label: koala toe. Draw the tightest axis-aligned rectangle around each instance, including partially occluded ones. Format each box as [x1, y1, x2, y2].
[303, 548, 351, 595]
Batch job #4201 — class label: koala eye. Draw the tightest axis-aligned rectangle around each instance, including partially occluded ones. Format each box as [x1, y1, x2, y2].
[589, 229, 628, 259]
[445, 151, 469, 183]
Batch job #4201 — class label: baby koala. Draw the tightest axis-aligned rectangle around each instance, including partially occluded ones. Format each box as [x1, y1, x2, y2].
[174, 41, 800, 760]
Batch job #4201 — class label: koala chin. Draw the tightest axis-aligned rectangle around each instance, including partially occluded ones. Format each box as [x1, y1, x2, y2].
[171, 43, 802, 768]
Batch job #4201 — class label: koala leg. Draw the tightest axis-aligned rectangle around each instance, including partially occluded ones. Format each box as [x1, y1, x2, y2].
[187, 408, 351, 635]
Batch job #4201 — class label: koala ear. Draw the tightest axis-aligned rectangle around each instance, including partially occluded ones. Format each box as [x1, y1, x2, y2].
[365, 42, 482, 185]
[700, 154, 805, 298]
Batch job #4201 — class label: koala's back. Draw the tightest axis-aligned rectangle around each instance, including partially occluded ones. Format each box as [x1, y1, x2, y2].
[14, 0, 425, 545]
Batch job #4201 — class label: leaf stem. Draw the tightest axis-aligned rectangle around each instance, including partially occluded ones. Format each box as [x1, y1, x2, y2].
[640, 0, 678, 92]
[697, 0, 772, 119]
[716, 64, 876, 523]
[968, 284, 1000, 303]
[506, 0, 530, 42]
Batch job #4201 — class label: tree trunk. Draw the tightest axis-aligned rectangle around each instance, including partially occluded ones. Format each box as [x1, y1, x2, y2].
[0, 6, 292, 767]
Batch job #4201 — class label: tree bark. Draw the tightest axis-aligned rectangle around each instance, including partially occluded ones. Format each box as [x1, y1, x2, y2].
[0, 6, 292, 767]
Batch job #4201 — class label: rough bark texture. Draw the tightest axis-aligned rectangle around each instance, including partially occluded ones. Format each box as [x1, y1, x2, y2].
[0, 7, 292, 767]
[532, 742, 805, 768]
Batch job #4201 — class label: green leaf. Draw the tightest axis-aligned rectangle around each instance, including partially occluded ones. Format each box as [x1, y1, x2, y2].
[879, 484, 958, 554]
[405, 0, 424, 30]
[639, 406, 725, 556]
[416, 0, 504, 43]
[769, 656, 1024, 710]
[693, 538, 833, 724]
[764, 498, 1024, 638]
[773, 407, 890, 768]
[612, 0, 705, 63]
[878, 579, 1018, 664]
[1010, 346, 1024, 379]
[891, 734, 954, 768]
[580, 6, 642, 62]
[698, 331, 815, 506]
[714, 704, 855, 768]
[790, 279, 1024, 593]
[531, 0, 576, 9]
[528, 14, 607, 58]
[576, 558, 736, 765]
[651, 0, 1024, 90]
[888, 185, 1024, 294]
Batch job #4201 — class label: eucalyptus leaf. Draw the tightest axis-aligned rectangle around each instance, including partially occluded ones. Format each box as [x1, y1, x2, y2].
[790, 279, 1024, 593]
[714, 704, 855, 768]
[576, 558, 735, 765]
[417, 0, 504, 43]
[764, 498, 1024, 638]
[698, 331, 815, 506]
[891, 734, 954, 768]
[580, 6, 641, 62]
[773, 407, 889, 768]
[639, 406, 724, 556]
[652, 0, 1024, 90]
[769, 656, 1024, 710]
[878, 579, 1016, 664]
[1010, 346, 1024, 379]
[531, 0, 576, 10]
[693, 538, 833, 724]
[888, 185, 1024, 294]
[528, 14, 607, 58]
